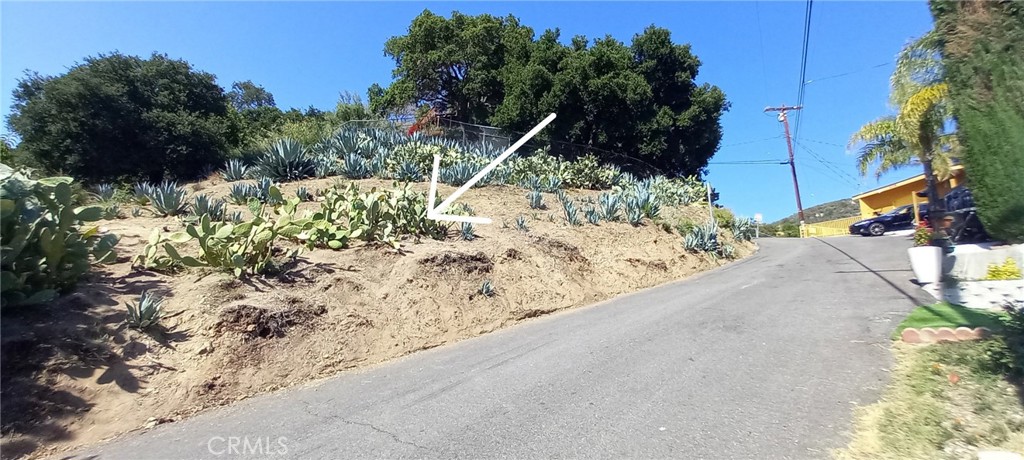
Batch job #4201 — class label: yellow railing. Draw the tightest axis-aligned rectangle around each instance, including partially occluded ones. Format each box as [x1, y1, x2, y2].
[800, 216, 862, 238]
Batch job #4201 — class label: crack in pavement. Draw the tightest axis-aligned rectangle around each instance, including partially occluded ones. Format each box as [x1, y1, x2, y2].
[301, 400, 435, 454]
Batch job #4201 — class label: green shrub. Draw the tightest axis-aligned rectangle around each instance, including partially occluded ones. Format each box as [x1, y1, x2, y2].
[675, 218, 698, 236]
[1, 164, 119, 308]
[985, 258, 1023, 280]
[713, 208, 735, 229]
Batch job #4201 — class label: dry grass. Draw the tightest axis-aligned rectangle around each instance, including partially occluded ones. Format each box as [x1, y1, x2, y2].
[835, 340, 1024, 460]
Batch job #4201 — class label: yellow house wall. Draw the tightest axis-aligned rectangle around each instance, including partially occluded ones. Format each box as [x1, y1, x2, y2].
[855, 169, 966, 219]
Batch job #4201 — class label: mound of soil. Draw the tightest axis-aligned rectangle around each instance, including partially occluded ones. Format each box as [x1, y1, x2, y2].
[0, 177, 756, 459]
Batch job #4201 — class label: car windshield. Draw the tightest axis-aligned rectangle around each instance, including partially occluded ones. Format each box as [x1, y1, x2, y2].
[883, 206, 910, 216]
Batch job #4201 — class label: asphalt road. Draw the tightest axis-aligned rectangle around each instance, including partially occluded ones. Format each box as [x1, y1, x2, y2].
[70, 235, 932, 460]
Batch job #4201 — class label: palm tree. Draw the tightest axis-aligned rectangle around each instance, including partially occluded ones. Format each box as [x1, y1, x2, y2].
[849, 31, 959, 230]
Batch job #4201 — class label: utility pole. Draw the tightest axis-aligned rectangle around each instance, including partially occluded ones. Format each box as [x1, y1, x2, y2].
[764, 105, 806, 225]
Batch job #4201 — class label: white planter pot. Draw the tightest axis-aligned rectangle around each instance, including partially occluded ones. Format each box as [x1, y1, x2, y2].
[908, 246, 943, 284]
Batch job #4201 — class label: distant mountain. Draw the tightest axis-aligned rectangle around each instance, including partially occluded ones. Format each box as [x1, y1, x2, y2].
[770, 198, 860, 226]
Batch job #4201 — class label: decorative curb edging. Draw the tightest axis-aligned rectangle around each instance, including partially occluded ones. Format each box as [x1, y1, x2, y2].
[901, 326, 992, 344]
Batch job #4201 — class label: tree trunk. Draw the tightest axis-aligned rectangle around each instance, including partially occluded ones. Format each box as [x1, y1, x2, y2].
[920, 148, 947, 245]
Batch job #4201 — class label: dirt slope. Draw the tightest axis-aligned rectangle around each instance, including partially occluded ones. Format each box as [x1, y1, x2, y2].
[0, 177, 755, 459]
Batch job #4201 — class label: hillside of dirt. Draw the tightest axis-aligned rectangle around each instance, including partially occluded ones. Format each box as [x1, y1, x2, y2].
[0, 176, 755, 459]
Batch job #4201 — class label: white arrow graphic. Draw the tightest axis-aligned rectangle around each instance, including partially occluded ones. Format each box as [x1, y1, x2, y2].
[427, 113, 556, 224]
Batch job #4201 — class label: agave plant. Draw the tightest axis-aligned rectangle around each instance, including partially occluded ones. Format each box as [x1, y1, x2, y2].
[192, 194, 226, 221]
[732, 217, 756, 241]
[562, 199, 582, 226]
[459, 222, 476, 241]
[514, 215, 529, 232]
[92, 183, 116, 201]
[126, 290, 163, 330]
[368, 154, 388, 178]
[555, 189, 569, 203]
[441, 161, 477, 186]
[133, 182, 155, 205]
[719, 243, 736, 259]
[226, 210, 245, 223]
[102, 203, 122, 220]
[599, 192, 622, 221]
[340, 152, 371, 179]
[146, 181, 188, 217]
[254, 177, 283, 205]
[221, 159, 250, 182]
[527, 189, 545, 210]
[584, 206, 600, 225]
[544, 176, 562, 192]
[312, 155, 336, 178]
[229, 183, 256, 205]
[624, 197, 643, 226]
[521, 175, 543, 190]
[252, 138, 314, 181]
[684, 223, 720, 254]
[296, 186, 313, 202]
[394, 160, 423, 182]
[478, 280, 496, 297]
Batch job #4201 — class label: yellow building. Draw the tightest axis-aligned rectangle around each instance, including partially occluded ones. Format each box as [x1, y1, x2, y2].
[852, 164, 966, 221]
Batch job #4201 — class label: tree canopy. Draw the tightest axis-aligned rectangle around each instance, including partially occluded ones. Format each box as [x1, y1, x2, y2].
[370, 10, 729, 177]
[931, 0, 1024, 243]
[6, 53, 239, 183]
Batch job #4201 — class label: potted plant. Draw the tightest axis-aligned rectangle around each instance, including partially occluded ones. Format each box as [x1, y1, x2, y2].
[908, 224, 943, 284]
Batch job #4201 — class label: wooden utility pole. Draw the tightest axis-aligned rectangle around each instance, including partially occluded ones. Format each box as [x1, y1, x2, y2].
[764, 105, 806, 224]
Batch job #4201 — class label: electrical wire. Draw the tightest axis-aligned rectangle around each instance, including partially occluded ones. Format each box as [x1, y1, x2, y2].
[805, 62, 890, 84]
[794, 141, 862, 187]
[719, 135, 783, 148]
[792, 0, 814, 144]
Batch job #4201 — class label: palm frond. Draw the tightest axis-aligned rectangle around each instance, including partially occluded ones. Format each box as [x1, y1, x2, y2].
[891, 31, 945, 107]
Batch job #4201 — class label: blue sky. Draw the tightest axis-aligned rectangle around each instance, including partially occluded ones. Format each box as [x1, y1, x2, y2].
[0, 1, 935, 222]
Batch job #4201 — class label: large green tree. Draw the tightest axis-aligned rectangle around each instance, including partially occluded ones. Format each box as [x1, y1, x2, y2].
[6, 53, 239, 183]
[372, 11, 728, 177]
[930, 0, 1024, 243]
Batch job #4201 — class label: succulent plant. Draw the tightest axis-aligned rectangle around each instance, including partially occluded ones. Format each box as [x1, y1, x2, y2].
[599, 192, 621, 221]
[562, 199, 582, 226]
[527, 189, 545, 210]
[146, 181, 189, 217]
[514, 215, 529, 232]
[126, 290, 163, 329]
[0, 167, 119, 308]
[221, 159, 250, 182]
[192, 193, 226, 221]
[719, 243, 736, 259]
[229, 183, 256, 205]
[394, 160, 423, 182]
[684, 223, 719, 254]
[459, 222, 476, 241]
[624, 197, 643, 226]
[732, 217, 755, 241]
[296, 186, 314, 202]
[252, 138, 314, 181]
[92, 183, 116, 201]
[440, 161, 477, 186]
[478, 280, 496, 297]
[340, 152, 371, 179]
[584, 206, 600, 225]
[133, 182, 155, 205]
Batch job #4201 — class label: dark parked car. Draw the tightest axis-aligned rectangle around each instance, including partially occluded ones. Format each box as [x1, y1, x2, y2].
[849, 204, 927, 236]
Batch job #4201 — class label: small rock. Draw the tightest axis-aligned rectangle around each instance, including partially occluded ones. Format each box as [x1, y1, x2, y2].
[901, 328, 922, 344]
[196, 341, 213, 355]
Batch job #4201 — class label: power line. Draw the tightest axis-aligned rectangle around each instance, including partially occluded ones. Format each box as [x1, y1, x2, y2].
[794, 141, 861, 187]
[798, 137, 847, 148]
[805, 62, 890, 84]
[792, 0, 814, 144]
[719, 135, 783, 148]
[754, 0, 771, 106]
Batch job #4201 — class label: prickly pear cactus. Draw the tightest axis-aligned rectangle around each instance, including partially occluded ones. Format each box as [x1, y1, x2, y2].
[0, 164, 119, 308]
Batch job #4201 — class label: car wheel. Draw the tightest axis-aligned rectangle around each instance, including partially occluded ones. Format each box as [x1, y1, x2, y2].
[868, 223, 886, 236]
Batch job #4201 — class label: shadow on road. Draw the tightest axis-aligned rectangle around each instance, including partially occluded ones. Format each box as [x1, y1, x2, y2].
[813, 237, 928, 306]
